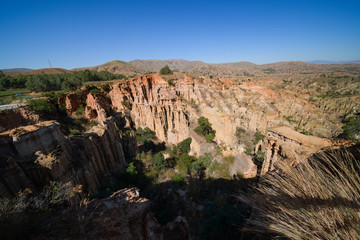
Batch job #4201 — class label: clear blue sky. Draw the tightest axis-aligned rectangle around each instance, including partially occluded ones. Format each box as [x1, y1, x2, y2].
[1, 0, 360, 69]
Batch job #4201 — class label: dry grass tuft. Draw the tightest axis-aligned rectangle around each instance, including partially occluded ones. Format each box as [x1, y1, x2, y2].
[238, 150, 360, 240]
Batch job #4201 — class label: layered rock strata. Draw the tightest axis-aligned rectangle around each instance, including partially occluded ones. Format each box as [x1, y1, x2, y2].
[0, 120, 126, 197]
[260, 126, 332, 175]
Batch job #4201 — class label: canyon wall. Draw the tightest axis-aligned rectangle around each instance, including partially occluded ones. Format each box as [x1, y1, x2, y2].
[109, 74, 192, 144]
[0, 107, 40, 132]
[103, 73, 340, 177]
[259, 126, 332, 175]
[0, 119, 126, 198]
[0, 73, 346, 196]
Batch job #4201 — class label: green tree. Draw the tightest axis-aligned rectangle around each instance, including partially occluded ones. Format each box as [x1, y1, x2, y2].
[194, 117, 216, 142]
[177, 153, 197, 174]
[159, 65, 173, 75]
[135, 127, 156, 145]
[126, 162, 138, 176]
[177, 137, 192, 154]
[82, 69, 93, 82]
[171, 174, 185, 184]
[152, 152, 166, 170]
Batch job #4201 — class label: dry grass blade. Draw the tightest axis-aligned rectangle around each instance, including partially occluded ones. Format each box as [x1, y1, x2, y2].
[238, 149, 360, 240]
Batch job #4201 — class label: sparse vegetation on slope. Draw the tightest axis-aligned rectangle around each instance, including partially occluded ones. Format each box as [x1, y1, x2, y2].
[27, 99, 54, 113]
[342, 115, 360, 143]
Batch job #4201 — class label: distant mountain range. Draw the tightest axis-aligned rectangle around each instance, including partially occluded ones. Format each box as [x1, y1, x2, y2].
[307, 60, 360, 64]
[1, 68, 33, 72]
[2, 59, 360, 77]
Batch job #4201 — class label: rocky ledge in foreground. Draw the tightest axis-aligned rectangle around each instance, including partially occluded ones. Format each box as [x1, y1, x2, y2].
[32, 187, 189, 240]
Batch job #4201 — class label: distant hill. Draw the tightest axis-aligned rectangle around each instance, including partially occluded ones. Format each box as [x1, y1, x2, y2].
[307, 60, 360, 64]
[3, 59, 360, 78]
[74, 60, 144, 76]
[219, 61, 258, 69]
[1, 68, 33, 72]
[129, 59, 206, 72]
[258, 61, 360, 74]
[4, 68, 71, 77]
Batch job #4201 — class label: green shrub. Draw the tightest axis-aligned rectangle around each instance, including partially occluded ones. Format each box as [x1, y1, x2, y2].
[121, 100, 131, 109]
[205, 132, 216, 142]
[254, 150, 265, 167]
[171, 174, 185, 184]
[101, 84, 111, 92]
[209, 161, 220, 175]
[198, 153, 213, 168]
[159, 65, 173, 75]
[152, 152, 166, 170]
[253, 131, 265, 144]
[194, 117, 216, 143]
[70, 129, 82, 136]
[89, 88, 101, 96]
[191, 160, 204, 173]
[27, 99, 53, 113]
[191, 153, 213, 174]
[167, 79, 175, 86]
[342, 115, 360, 142]
[75, 104, 85, 116]
[189, 98, 198, 109]
[177, 153, 197, 174]
[126, 162, 138, 176]
[245, 147, 252, 155]
[166, 137, 192, 159]
[135, 127, 156, 145]
[177, 137, 192, 154]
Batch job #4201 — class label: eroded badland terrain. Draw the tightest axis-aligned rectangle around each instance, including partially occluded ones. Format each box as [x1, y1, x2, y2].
[1, 60, 360, 239]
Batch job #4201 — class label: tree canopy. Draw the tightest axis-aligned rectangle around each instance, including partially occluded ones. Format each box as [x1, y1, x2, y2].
[0, 70, 126, 92]
[194, 117, 216, 142]
[159, 65, 173, 75]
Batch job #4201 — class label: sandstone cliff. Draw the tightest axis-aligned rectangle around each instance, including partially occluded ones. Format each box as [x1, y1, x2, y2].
[259, 126, 332, 175]
[0, 120, 126, 198]
[103, 73, 339, 177]
[0, 72, 350, 194]
[0, 107, 40, 132]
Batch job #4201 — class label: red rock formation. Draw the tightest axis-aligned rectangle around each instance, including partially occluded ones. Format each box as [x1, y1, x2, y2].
[260, 126, 332, 175]
[65, 93, 81, 114]
[0, 107, 40, 132]
[0, 120, 126, 197]
[109, 74, 191, 144]
[85, 92, 111, 123]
